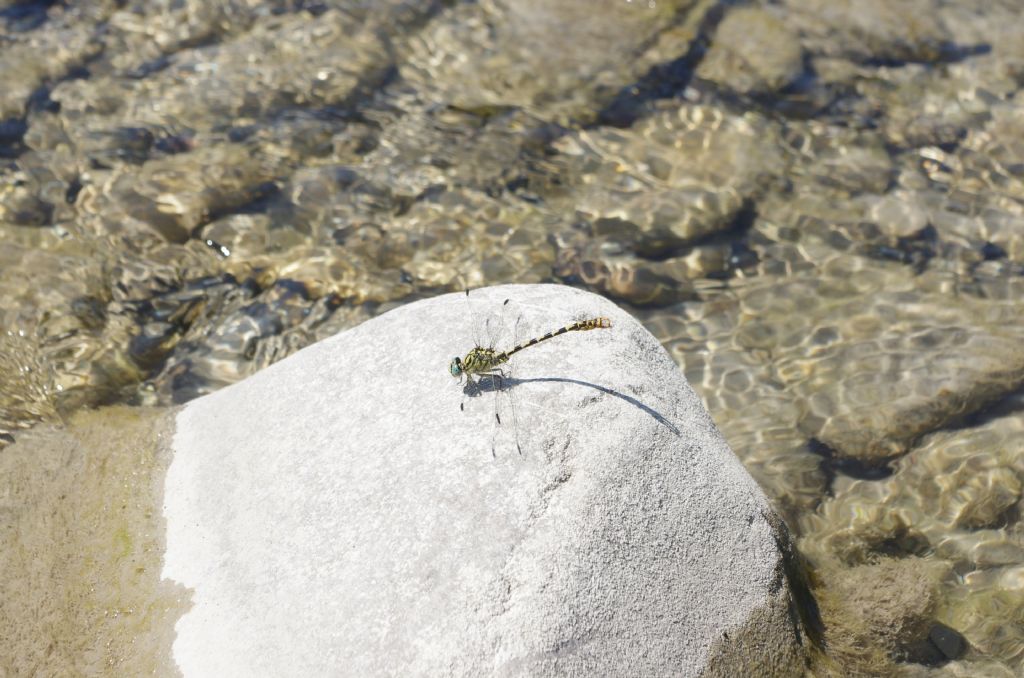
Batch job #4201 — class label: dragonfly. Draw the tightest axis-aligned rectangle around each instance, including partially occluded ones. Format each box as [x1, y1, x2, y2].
[449, 293, 612, 455]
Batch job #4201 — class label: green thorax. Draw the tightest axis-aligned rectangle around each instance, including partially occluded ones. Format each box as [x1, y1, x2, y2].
[461, 346, 508, 375]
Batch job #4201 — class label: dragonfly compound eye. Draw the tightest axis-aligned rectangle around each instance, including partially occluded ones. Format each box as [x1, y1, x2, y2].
[449, 357, 463, 377]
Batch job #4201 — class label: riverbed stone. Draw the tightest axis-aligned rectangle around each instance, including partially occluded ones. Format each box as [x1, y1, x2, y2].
[401, 0, 698, 122]
[813, 557, 946, 669]
[697, 6, 805, 95]
[162, 284, 811, 676]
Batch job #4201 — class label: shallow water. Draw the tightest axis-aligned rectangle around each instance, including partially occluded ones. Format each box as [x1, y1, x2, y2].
[2, 0, 1024, 674]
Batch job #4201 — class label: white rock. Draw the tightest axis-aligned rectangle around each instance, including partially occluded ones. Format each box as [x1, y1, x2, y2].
[163, 283, 809, 676]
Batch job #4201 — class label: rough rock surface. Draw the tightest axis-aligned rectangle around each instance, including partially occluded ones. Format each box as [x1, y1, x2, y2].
[163, 284, 810, 676]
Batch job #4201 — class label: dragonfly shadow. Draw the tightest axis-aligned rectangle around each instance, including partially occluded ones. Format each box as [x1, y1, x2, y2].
[470, 375, 681, 437]
[462, 374, 508, 398]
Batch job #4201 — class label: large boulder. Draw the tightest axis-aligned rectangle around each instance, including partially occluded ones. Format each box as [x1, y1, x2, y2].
[162, 283, 811, 676]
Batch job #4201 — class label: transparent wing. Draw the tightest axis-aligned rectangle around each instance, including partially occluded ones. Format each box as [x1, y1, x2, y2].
[491, 300, 523, 456]
[457, 291, 524, 457]
[463, 290, 509, 352]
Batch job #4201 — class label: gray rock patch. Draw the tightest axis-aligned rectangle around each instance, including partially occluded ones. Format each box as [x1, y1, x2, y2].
[163, 284, 809, 675]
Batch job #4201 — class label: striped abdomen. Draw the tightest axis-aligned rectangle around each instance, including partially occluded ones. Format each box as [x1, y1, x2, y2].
[497, 317, 612, 362]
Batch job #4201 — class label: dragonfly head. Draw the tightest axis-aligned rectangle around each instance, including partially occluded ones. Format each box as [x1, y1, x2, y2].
[449, 356, 464, 379]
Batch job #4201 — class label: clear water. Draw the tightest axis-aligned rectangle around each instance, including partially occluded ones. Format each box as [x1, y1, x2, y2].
[2, 0, 1024, 674]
